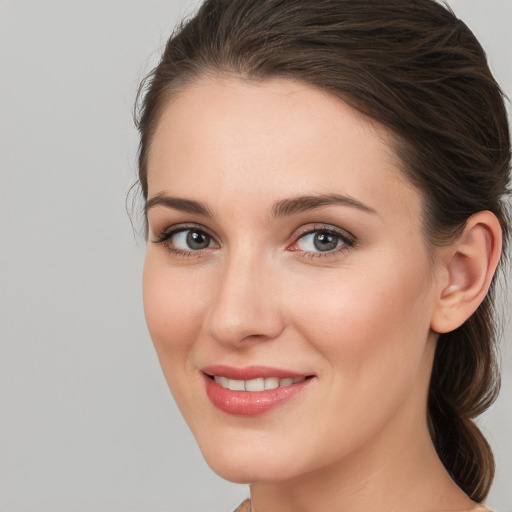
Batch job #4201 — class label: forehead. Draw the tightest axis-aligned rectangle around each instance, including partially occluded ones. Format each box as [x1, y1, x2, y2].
[147, 77, 420, 222]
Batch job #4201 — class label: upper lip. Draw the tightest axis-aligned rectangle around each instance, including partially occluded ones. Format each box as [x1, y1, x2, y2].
[201, 365, 310, 380]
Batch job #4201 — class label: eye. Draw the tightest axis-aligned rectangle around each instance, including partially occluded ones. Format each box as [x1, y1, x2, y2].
[172, 229, 213, 250]
[297, 231, 341, 252]
[153, 225, 217, 255]
[289, 225, 356, 257]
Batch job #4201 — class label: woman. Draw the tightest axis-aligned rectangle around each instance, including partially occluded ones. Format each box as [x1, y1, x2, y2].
[135, 0, 510, 510]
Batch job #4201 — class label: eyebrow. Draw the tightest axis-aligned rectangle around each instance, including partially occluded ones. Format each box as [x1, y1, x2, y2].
[271, 193, 377, 217]
[145, 193, 214, 217]
[145, 192, 377, 218]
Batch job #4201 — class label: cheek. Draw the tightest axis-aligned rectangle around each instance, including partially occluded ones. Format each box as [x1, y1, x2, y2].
[142, 254, 206, 364]
[288, 254, 433, 382]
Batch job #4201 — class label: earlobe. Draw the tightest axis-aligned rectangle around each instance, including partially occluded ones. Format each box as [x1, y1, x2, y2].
[431, 211, 502, 334]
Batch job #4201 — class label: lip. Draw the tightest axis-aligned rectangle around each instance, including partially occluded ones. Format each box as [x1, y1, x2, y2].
[201, 365, 314, 416]
[202, 365, 307, 380]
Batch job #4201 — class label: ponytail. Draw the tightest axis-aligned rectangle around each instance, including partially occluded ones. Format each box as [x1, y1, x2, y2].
[429, 295, 500, 500]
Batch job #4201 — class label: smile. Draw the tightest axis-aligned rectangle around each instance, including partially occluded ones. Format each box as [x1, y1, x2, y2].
[201, 366, 315, 416]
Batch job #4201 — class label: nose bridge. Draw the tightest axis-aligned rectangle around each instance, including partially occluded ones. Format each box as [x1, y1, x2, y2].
[205, 244, 283, 346]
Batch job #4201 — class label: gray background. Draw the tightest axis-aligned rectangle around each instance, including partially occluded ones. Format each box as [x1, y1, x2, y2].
[0, 1, 510, 511]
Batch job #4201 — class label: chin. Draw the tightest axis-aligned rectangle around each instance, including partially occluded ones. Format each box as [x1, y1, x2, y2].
[197, 436, 309, 484]
[207, 459, 301, 485]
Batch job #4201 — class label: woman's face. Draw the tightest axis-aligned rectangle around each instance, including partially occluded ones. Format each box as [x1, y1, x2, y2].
[143, 77, 442, 484]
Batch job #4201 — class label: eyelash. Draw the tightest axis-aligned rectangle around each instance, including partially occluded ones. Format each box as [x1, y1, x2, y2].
[152, 223, 357, 259]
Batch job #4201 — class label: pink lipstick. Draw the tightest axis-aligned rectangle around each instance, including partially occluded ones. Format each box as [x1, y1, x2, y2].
[201, 365, 314, 416]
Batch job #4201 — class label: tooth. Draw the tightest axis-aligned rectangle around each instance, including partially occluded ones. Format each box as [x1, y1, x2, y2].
[245, 378, 265, 392]
[264, 377, 279, 390]
[227, 379, 245, 391]
[214, 376, 229, 388]
[214, 375, 306, 391]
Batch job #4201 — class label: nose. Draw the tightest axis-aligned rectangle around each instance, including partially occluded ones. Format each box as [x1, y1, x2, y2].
[204, 249, 285, 347]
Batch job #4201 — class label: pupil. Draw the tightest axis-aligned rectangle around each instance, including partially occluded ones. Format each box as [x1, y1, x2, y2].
[186, 231, 210, 250]
[314, 232, 338, 251]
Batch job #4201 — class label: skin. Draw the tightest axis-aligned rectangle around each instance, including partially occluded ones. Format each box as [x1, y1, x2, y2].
[143, 77, 481, 512]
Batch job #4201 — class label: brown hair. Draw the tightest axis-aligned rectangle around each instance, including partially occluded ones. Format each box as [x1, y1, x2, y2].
[134, 0, 511, 501]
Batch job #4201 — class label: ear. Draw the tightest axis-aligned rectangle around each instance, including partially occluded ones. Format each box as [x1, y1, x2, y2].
[431, 211, 502, 334]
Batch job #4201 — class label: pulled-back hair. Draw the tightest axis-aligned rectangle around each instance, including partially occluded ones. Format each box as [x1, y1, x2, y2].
[135, 0, 511, 501]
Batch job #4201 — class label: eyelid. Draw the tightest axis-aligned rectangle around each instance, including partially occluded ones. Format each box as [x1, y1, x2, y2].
[293, 223, 356, 243]
[152, 223, 215, 243]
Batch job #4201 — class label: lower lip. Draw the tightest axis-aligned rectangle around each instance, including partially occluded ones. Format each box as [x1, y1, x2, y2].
[203, 374, 312, 416]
